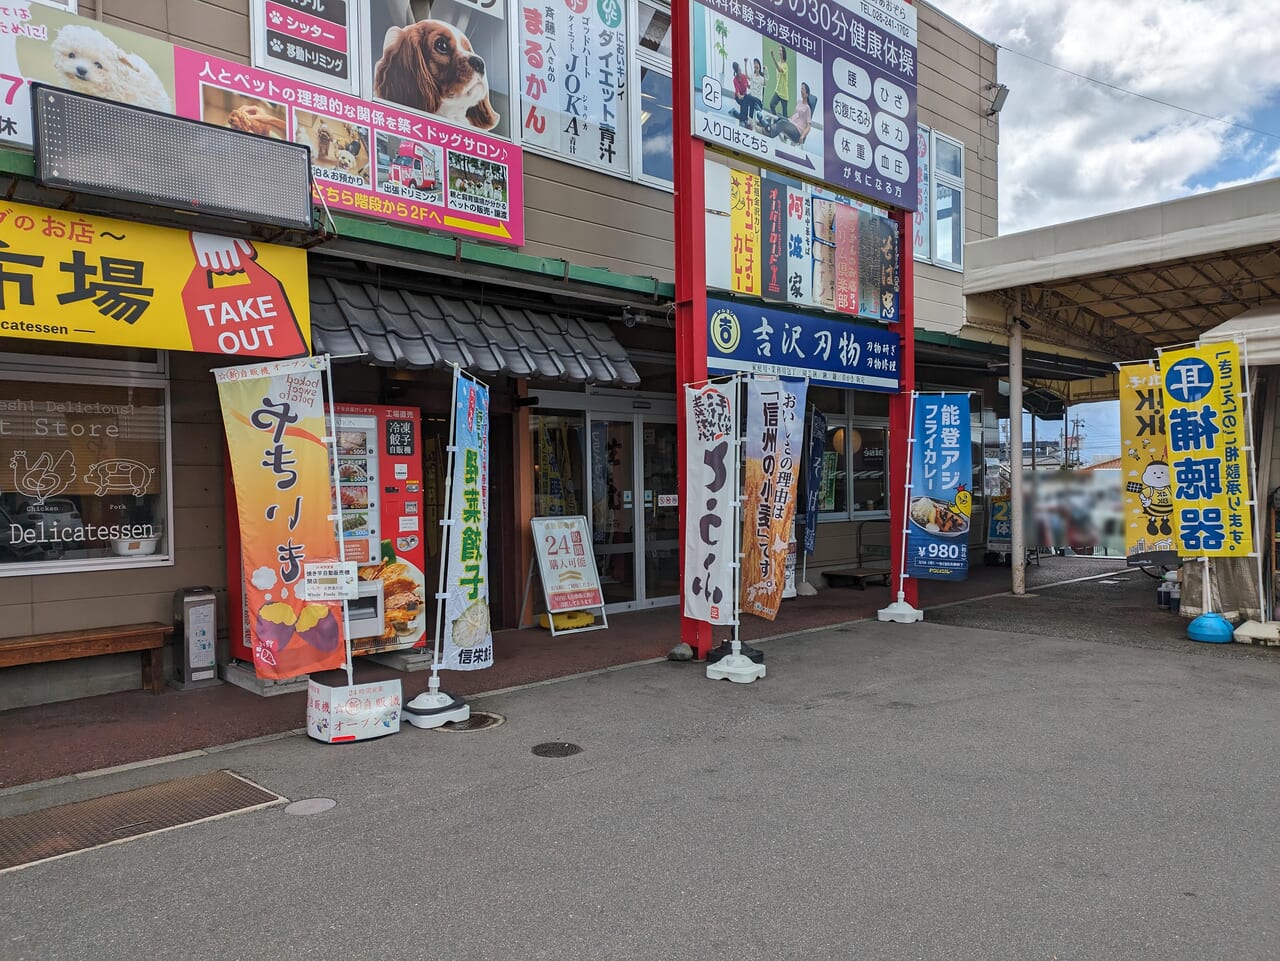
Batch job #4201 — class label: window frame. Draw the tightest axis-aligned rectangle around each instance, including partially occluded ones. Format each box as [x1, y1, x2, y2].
[814, 390, 891, 524]
[631, 0, 675, 191]
[0, 360, 174, 578]
[913, 126, 966, 272]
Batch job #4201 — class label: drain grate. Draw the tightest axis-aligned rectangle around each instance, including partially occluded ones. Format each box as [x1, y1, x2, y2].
[437, 710, 505, 732]
[0, 770, 284, 873]
[532, 741, 582, 758]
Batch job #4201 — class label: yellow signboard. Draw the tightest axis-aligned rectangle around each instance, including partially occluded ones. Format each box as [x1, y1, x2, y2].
[1159, 342, 1254, 557]
[729, 170, 761, 297]
[0, 202, 310, 358]
[1119, 360, 1178, 563]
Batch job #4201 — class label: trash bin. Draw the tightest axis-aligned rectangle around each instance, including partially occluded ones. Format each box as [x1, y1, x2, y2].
[173, 587, 220, 688]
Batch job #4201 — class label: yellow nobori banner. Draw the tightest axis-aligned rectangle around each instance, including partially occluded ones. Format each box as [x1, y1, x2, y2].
[729, 170, 761, 297]
[1119, 359, 1179, 564]
[0, 202, 309, 358]
[1159, 342, 1254, 558]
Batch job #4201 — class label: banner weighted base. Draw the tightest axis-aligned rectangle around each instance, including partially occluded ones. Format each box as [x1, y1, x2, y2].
[405, 690, 470, 728]
[706, 641, 766, 683]
[878, 593, 924, 624]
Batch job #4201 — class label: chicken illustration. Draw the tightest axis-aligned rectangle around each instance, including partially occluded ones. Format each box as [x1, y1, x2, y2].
[10, 450, 75, 505]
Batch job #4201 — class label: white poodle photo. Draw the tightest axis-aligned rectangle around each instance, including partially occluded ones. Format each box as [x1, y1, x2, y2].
[50, 24, 172, 113]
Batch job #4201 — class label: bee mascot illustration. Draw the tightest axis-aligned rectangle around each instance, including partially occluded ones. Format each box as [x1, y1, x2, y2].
[1126, 460, 1173, 536]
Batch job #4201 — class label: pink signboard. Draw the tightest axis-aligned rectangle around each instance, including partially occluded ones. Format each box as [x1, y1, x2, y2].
[174, 48, 524, 246]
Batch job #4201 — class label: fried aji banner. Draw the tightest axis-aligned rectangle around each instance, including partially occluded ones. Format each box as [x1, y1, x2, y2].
[741, 376, 807, 621]
[905, 393, 972, 581]
[1119, 360, 1178, 567]
[217, 357, 345, 680]
[1160, 343, 1254, 558]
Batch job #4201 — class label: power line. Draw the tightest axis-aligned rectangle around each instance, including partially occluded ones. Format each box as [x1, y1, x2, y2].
[998, 45, 1280, 143]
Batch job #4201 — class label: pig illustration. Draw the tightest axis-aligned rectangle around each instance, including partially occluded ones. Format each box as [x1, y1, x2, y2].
[84, 459, 155, 496]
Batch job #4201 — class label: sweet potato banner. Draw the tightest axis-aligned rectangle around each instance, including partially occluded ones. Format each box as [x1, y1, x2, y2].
[217, 357, 344, 679]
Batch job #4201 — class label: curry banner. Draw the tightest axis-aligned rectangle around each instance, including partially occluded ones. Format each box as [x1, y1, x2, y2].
[1119, 360, 1179, 566]
[1160, 343, 1254, 558]
[683, 382, 738, 625]
[216, 357, 344, 680]
[741, 376, 807, 620]
[905, 393, 972, 581]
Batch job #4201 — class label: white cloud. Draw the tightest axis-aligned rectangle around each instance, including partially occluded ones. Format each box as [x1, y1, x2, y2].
[930, 0, 1280, 233]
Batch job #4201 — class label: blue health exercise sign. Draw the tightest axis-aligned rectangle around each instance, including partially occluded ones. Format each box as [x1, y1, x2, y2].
[706, 297, 900, 391]
[906, 394, 972, 581]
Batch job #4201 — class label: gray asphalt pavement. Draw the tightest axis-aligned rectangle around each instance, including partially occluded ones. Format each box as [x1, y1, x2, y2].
[3, 609, 1279, 961]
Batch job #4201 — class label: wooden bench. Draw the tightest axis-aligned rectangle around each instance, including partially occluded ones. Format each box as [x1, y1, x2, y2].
[0, 622, 172, 694]
[822, 518, 892, 590]
[823, 567, 891, 590]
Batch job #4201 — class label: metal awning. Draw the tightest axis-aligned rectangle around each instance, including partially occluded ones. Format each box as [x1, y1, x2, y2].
[964, 177, 1280, 363]
[310, 277, 641, 386]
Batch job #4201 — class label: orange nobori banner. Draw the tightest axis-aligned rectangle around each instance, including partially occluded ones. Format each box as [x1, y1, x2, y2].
[217, 357, 344, 680]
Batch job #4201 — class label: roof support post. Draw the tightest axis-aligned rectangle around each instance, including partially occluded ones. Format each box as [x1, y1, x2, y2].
[1010, 292, 1027, 595]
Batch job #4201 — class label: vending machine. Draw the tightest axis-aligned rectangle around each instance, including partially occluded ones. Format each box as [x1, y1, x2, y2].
[227, 404, 426, 666]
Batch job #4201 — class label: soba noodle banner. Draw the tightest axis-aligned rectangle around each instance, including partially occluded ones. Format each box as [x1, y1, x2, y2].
[742, 377, 808, 620]
[906, 393, 972, 581]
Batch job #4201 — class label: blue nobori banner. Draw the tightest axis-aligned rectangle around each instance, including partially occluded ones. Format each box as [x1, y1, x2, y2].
[706, 297, 900, 391]
[906, 394, 973, 581]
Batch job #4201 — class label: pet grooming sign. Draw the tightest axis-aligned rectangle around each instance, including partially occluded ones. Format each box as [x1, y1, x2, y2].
[688, 0, 918, 210]
[0, 3, 525, 246]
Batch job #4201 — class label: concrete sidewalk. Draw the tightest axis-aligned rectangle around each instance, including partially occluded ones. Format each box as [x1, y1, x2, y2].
[3, 609, 1278, 961]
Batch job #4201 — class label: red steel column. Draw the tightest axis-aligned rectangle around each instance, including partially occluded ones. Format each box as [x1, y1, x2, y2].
[889, 208, 918, 610]
[672, 0, 712, 659]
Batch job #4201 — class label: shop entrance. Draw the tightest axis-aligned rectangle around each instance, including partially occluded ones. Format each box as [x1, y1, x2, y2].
[531, 392, 680, 613]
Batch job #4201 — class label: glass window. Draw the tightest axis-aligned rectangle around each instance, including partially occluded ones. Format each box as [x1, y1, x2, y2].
[530, 411, 586, 517]
[853, 389, 889, 418]
[913, 128, 965, 270]
[810, 386, 847, 415]
[0, 374, 170, 574]
[638, 1, 672, 58]
[639, 66, 673, 184]
[848, 427, 887, 512]
[821, 424, 848, 514]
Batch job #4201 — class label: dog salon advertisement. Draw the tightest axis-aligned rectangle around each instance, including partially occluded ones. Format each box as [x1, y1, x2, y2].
[704, 157, 900, 323]
[906, 394, 973, 582]
[0, 201, 311, 357]
[251, 0, 360, 93]
[689, 0, 918, 210]
[365, 0, 512, 141]
[0, 3, 525, 246]
[517, 0, 630, 177]
[216, 357, 347, 680]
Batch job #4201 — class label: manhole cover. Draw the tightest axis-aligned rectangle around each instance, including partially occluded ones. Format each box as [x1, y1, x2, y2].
[531, 742, 582, 758]
[283, 798, 336, 816]
[437, 711, 505, 732]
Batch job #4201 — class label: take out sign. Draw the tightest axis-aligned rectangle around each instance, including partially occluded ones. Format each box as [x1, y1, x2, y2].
[0, 202, 311, 357]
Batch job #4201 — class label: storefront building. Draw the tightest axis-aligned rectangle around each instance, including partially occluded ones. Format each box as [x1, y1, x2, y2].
[0, 0, 1002, 707]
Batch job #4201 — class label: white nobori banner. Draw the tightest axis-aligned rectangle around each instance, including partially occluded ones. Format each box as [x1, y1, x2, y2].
[683, 383, 738, 625]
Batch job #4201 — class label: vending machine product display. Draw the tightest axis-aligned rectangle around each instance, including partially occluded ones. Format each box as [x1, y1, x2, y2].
[227, 404, 427, 667]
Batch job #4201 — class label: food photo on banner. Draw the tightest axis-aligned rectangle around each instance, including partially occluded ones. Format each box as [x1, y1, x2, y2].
[1159, 342, 1254, 558]
[367, 0, 511, 139]
[217, 358, 346, 680]
[741, 376, 807, 620]
[683, 381, 738, 625]
[689, 0, 917, 210]
[906, 394, 973, 581]
[442, 373, 494, 670]
[1119, 359, 1179, 568]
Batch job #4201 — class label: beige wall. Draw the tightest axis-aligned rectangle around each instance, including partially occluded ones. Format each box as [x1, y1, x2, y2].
[914, 2, 1000, 337]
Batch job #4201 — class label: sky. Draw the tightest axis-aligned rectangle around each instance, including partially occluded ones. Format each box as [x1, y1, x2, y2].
[925, 1, 1280, 463]
[929, 0, 1280, 235]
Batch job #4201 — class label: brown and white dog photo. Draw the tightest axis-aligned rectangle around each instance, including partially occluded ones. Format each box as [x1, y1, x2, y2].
[374, 19, 500, 132]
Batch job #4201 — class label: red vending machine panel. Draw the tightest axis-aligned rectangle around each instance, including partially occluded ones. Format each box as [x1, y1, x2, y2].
[335, 404, 427, 656]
